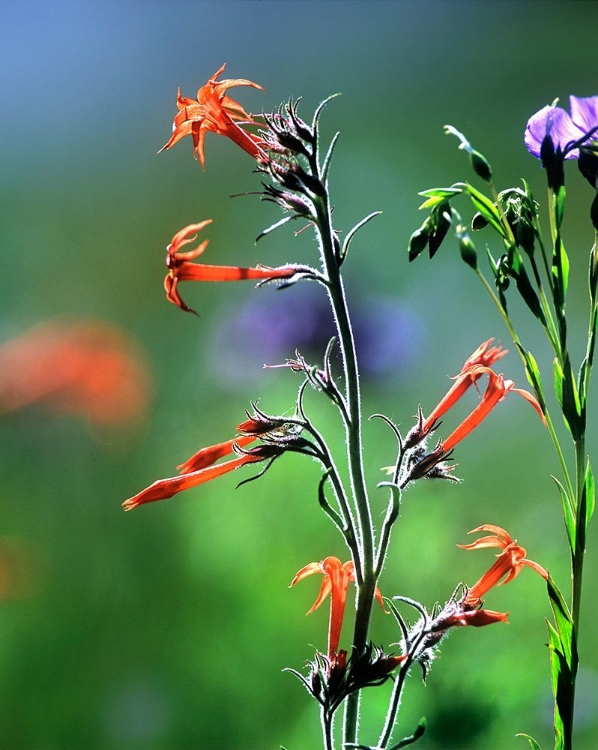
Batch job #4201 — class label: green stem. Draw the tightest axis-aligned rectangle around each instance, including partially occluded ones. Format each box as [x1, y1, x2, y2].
[322, 706, 334, 750]
[312, 189, 375, 748]
[572, 439, 586, 631]
[475, 269, 574, 499]
[378, 662, 410, 748]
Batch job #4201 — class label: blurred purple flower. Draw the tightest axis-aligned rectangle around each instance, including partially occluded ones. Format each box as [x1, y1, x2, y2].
[207, 286, 426, 388]
[525, 95, 598, 159]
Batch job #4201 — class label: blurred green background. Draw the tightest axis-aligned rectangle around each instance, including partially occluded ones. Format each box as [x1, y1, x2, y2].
[2, 1, 598, 748]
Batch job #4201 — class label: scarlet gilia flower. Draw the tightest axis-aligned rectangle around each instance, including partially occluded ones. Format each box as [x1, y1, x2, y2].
[164, 221, 306, 314]
[406, 346, 545, 482]
[123, 417, 282, 511]
[439, 524, 548, 629]
[0, 320, 152, 427]
[458, 524, 549, 607]
[159, 63, 267, 167]
[291, 557, 385, 659]
[422, 339, 508, 434]
[405, 339, 507, 450]
[403, 526, 547, 674]
[441, 369, 544, 452]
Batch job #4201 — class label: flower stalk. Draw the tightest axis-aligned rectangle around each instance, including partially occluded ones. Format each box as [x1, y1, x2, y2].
[123, 66, 595, 750]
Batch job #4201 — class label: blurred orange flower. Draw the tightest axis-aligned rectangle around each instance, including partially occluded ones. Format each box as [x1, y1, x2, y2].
[165, 221, 302, 314]
[0, 320, 152, 427]
[159, 63, 267, 167]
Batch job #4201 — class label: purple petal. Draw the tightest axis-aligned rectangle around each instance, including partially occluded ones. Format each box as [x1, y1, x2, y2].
[569, 95, 598, 140]
[525, 104, 583, 159]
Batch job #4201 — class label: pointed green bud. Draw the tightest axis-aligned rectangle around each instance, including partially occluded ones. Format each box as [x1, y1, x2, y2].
[578, 145, 598, 189]
[408, 227, 429, 262]
[444, 125, 492, 182]
[456, 224, 477, 269]
[470, 150, 492, 183]
[471, 212, 489, 231]
[590, 190, 598, 233]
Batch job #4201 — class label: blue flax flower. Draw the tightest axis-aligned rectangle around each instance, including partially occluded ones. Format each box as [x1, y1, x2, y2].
[525, 95, 598, 160]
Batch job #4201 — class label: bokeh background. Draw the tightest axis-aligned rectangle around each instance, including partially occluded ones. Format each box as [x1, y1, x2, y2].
[2, 1, 598, 748]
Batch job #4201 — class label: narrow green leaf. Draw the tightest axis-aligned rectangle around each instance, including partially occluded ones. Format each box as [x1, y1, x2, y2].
[578, 459, 595, 557]
[462, 184, 504, 235]
[553, 357, 564, 410]
[552, 235, 569, 305]
[553, 186, 566, 232]
[516, 345, 546, 409]
[516, 733, 542, 750]
[512, 262, 546, 324]
[418, 186, 462, 209]
[389, 717, 427, 750]
[551, 476, 576, 550]
[584, 459, 595, 531]
[321, 130, 340, 185]
[341, 211, 382, 261]
[255, 215, 294, 242]
[544, 581, 576, 750]
[546, 621, 568, 749]
[546, 576, 574, 663]
[553, 356, 582, 438]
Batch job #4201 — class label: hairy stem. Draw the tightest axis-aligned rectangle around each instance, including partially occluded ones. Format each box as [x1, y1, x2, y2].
[311, 185, 376, 747]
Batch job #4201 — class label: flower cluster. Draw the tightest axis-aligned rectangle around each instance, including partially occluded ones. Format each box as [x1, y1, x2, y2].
[397, 526, 548, 678]
[400, 340, 545, 485]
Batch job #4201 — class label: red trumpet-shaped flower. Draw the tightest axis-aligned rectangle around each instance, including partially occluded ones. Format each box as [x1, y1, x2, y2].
[291, 557, 385, 659]
[164, 221, 303, 315]
[459, 524, 549, 606]
[431, 525, 548, 632]
[408, 358, 545, 482]
[422, 339, 508, 433]
[122, 417, 280, 511]
[159, 63, 267, 167]
[441, 368, 544, 452]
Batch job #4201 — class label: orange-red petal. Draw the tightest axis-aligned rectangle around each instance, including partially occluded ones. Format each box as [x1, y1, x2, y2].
[123, 453, 262, 511]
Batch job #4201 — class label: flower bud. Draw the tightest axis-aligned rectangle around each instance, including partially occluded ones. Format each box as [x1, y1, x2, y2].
[470, 150, 492, 183]
[456, 224, 477, 269]
[408, 227, 429, 262]
[578, 145, 598, 189]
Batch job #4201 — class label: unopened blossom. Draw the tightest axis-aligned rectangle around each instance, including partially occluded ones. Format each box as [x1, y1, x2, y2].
[159, 63, 267, 167]
[164, 221, 304, 315]
[525, 95, 598, 160]
[291, 557, 385, 658]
